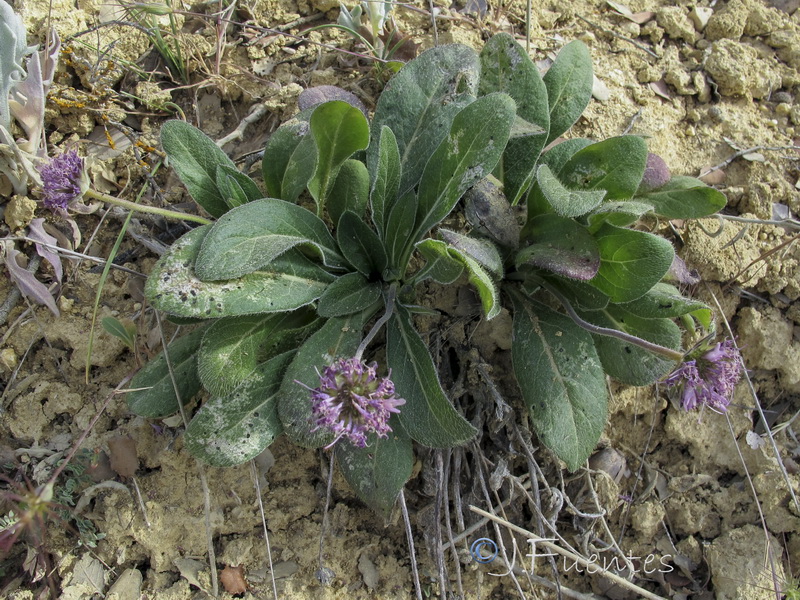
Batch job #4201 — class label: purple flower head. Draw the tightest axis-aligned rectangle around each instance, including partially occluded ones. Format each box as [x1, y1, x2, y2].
[38, 149, 87, 212]
[664, 339, 743, 412]
[299, 358, 405, 448]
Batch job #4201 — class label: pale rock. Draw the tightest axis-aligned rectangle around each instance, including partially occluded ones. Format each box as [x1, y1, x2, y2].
[689, 6, 713, 31]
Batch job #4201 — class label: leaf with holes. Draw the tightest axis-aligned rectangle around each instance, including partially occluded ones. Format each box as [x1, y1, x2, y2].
[185, 352, 294, 467]
[146, 226, 334, 318]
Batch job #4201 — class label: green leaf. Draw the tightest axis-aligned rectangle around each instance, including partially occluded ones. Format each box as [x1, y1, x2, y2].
[589, 223, 675, 303]
[337, 417, 413, 518]
[580, 306, 681, 386]
[385, 191, 417, 273]
[336, 211, 388, 277]
[328, 159, 370, 226]
[542, 40, 593, 145]
[479, 33, 550, 205]
[414, 239, 464, 284]
[278, 312, 371, 447]
[197, 310, 316, 396]
[447, 250, 501, 320]
[101, 316, 136, 350]
[368, 44, 480, 198]
[438, 229, 503, 276]
[558, 136, 649, 200]
[415, 93, 516, 238]
[161, 120, 238, 218]
[510, 292, 607, 471]
[317, 272, 382, 318]
[146, 226, 334, 318]
[545, 276, 610, 311]
[586, 200, 654, 233]
[534, 164, 606, 217]
[215, 165, 262, 208]
[369, 126, 401, 237]
[636, 176, 727, 218]
[184, 351, 294, 467]
[540, 138, 594, 173]
[194, 198, 346, 281]
[621, 283, 712, 320]
[307, 101, 370, 214]
[262, 110, 316, 202]
[435, 231, 504, 318]
[517, 214, 600, 280]
[127, 326, 206, 418]
[387, 307, 477, 447]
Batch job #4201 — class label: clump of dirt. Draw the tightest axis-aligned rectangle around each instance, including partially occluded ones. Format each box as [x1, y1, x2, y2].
[2, 0, 800, 599]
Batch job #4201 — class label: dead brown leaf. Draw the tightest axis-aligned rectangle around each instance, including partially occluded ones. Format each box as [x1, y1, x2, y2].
[220, 565, 248, 595]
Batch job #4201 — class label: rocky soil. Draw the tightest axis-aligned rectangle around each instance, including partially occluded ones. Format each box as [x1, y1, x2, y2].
[2, 0, 800, 598]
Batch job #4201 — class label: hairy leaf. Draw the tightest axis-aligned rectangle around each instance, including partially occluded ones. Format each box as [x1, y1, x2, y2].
[368, 44, 480, 197]
[185, 351, 294, 466]
[336, 210, 388, 277]
[479, 32, 550, 204]
[197, 310, 316, 396]
[589, 223, 674, 303]
[580, 306, 681, 386]
[414, 93, 516, 251]
[387, 307, 477, 447]
[636, 176, 727, 219]
[262, 110, 315, 202]
[161, 120, 236, 218]
[535, 164, 606, 217]
[146, 226, 334, 318]
[194, 199, 346, 281]
[317, 272, 382, 318]
[127, 326, 206, 418]
[510, 293, 607, 471]
[558, 136, 648, 200]
[414, 239, 464, 285]
[215, 165, 261, 208]
[542, 40, 593, 145]
[517, 214, 600, 280]
[307, 101, 370, 214]
[369, 126, 401, 237]
[328, 159, 370, 226]
[337, 416, 413, 518]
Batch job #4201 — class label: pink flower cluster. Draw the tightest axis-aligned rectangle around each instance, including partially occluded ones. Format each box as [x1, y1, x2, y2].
[38, 149, 85, 211]
[664, 339, 743, 412]
[305, 358, 405, 448]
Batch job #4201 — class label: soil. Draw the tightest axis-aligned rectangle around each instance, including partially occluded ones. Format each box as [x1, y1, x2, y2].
[2, 0, 800, 599]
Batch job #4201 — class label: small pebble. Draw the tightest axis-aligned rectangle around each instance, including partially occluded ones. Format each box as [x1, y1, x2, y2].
[772, 90, 793, 104]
